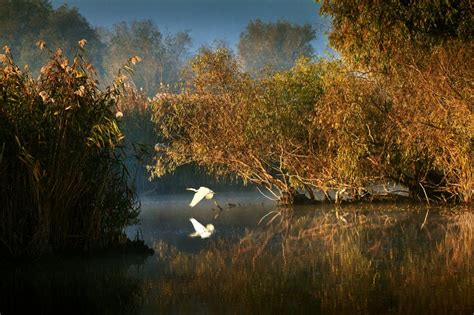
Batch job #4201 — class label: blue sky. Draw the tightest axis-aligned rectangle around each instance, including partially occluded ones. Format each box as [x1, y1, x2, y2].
[51, 0, 331, 55]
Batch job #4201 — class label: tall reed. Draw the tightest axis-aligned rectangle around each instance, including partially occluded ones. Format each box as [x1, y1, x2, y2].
[0, 43, 138, 257]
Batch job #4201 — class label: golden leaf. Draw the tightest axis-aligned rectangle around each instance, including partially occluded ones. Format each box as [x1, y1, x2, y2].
[78, 39, 87, 48]
[129, 55, 142, 65]
[36, 40, 46, 50]
[40, 65, 49, 75]
[60, 59, 68, 69]
[116, 73, 127, 82]
[39, 91, 49, 102]
[85, 63, 95, 71]
[74, 85, 85, 97]
[0, 54, 6, 63]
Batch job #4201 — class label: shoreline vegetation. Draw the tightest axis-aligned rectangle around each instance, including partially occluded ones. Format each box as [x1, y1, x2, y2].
[150, 1, 472, 205]
[1, 0, 472, 258]
[150, 44, 472, 204]
[0, 44, 150, 258]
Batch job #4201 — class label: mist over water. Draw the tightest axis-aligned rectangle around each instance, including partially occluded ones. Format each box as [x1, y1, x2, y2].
[130, 191, 276, 252]
[2, 193, 472, 314]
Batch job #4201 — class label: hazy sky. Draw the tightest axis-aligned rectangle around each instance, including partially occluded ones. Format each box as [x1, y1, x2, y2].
[50, 0, 331, 55]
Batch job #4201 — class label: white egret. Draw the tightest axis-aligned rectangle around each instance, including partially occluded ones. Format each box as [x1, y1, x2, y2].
[189, 218, 215, 239]
[186, 186, 215, 207]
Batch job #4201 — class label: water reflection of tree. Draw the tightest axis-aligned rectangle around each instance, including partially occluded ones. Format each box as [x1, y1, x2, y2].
[149, 206, 473, 313]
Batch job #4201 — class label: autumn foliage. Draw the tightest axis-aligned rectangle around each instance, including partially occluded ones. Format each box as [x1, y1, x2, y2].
[0, 44, 138, 257]
[150, 2, 472, 204]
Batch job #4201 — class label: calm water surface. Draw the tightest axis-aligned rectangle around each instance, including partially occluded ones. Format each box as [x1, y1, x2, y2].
[1, 192, 473, 314]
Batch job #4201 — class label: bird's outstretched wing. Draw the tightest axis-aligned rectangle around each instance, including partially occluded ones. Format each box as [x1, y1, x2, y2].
[189, 188, 207, 207]
[189, 218, 207, 235]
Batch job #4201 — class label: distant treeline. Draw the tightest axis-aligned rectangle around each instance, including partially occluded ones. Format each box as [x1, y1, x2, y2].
[0, 0, 192, 95]
[0, 0, 317, 94]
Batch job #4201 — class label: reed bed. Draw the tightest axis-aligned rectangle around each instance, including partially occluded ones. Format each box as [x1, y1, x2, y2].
[0, 44, 138, 257]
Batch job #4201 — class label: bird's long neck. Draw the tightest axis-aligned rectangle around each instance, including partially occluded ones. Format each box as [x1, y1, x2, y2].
[186, 188, 198, 192]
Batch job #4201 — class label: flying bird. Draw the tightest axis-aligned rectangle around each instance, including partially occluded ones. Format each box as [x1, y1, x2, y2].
[186, 186, 215, 207]
[189, 218, 215, 239]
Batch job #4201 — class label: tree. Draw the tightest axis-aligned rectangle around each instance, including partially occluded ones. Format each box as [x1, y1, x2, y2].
[238, 19, 316, 76]
[102, 21, 192, 194]
[41, 5, 104, 71]
[317, 0, 473, 202]
[0, 0, 51, 48]
[317, 0, 473, 71]
[0, 1, 103, 74]
[151, 2, 473, 204]
[150, 48, 329, 203]
[102, 20, 191, 95]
